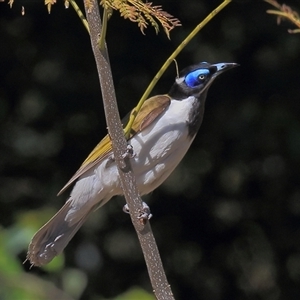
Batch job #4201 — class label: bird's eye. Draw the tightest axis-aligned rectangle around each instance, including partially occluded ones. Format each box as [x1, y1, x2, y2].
[185, 69, 210, 88]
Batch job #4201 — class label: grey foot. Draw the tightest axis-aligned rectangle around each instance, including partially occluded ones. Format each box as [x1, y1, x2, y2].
[122, 144, 136, 159]
[123, 202, 152, 221]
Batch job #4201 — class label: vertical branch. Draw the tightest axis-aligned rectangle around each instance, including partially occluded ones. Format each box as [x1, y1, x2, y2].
[83, 0, 174, 299]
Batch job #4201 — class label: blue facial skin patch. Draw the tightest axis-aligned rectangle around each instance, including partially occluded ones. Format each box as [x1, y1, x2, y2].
[185, 69, 210, 88]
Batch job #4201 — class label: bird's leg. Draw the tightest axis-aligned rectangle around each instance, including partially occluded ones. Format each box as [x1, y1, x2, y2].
[122, 144, 136, 159]
[123, 202, 152, 222]
[122, 204, 130, 214]
[109, 145, 135, 163]
[138, 202, 153, 222]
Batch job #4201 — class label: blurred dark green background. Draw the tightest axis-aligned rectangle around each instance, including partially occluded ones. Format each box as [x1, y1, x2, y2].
[1, 0, 300, 299]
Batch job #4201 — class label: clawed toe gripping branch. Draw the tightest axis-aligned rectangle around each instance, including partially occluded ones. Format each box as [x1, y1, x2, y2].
[123, 202, 153, 223]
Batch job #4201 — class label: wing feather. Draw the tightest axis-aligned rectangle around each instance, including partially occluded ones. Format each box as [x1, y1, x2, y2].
[58, 94, 171, 195]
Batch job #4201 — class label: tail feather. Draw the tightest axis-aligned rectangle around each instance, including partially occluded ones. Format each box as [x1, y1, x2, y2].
[27, 200, 92, 267]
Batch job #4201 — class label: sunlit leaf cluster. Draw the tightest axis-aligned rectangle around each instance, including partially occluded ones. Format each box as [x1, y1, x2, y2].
[100, 0, 181, 38]
[45, 0, 56, 14]
[265, 0, 300, 33]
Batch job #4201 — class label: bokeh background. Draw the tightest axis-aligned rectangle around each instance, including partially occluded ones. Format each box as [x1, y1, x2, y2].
[1, 0, 300, 299]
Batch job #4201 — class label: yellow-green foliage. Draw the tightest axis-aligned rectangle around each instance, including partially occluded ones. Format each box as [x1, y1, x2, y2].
[100, 0, 181, 38]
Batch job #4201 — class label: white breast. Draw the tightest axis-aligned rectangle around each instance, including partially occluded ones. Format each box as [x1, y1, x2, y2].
[130, 96, 197, 194]
[69, 96, 198, 216]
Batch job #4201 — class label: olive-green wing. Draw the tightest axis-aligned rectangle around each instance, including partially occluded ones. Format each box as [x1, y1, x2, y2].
[57, 94, 171, 195]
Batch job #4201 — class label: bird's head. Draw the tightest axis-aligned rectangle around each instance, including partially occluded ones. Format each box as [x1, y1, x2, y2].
[169, 62, 238, 100]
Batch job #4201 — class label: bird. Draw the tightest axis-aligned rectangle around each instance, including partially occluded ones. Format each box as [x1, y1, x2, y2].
[27, 61, 238, 267]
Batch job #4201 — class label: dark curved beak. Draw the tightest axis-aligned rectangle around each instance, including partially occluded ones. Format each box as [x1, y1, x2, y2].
[212, 62, 239, 76]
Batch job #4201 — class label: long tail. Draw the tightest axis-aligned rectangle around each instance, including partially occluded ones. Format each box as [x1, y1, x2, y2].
[27, 200, 93, 267]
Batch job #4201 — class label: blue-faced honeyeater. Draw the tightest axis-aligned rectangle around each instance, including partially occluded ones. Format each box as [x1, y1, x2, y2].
[27, 62, 238, 266]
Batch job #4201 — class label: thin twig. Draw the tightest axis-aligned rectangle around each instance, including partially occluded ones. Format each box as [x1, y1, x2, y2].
[69, 0, 90, 33]
[98, 7, 110, 49]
